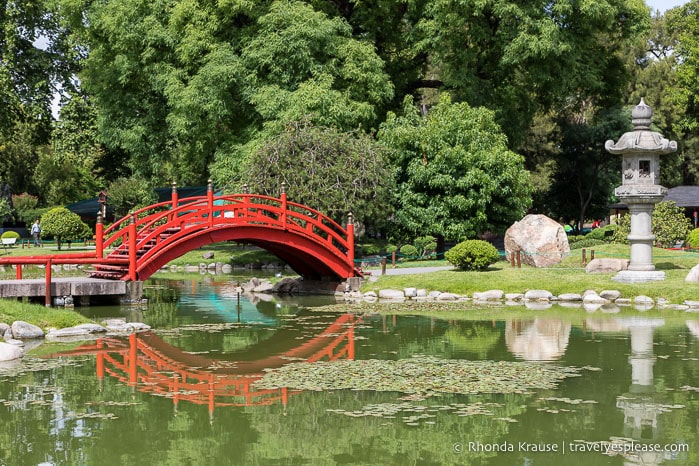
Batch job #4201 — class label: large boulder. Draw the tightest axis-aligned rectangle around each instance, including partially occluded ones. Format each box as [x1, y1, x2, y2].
[504, 215, 570, 267]
[11, 321, 44, 339]
[586, 258, 629, 274]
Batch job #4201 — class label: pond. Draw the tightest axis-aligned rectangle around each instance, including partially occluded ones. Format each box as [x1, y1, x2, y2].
[1, 275, 698, 465]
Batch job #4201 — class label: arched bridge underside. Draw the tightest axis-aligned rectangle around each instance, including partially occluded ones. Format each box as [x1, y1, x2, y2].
[93, 192, 359, 281]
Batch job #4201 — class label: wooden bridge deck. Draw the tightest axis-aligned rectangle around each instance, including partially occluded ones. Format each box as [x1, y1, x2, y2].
[0, 277, 127, 304]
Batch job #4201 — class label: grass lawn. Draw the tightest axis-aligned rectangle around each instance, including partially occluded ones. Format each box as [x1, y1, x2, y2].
[362, 244, 699, 303]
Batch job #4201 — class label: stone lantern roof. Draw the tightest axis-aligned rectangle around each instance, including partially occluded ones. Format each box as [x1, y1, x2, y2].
[605, 99, 677, 154]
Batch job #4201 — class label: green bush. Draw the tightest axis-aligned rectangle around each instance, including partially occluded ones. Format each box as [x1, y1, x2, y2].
[1, 231, 20, 240]
[11, 193, 39, 224]
[585, 224, 616, 241]
[445, 240, 500, 271]
[399, 244, 419, 260]
[569, 238, 606, 250]
[687, 228, 699, 248]
[414, 235, 437, 256]
[611, 201, 692, 247]
[385, 244, 398, 254]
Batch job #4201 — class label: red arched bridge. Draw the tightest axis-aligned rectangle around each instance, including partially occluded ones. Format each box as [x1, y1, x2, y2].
[0, 183, 361, 285]
[46, 313, 357, 417]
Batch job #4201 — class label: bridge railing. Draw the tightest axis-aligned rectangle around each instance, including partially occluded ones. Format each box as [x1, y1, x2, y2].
[101, 191, 355, 279]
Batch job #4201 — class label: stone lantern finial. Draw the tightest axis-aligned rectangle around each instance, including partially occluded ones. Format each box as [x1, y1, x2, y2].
[631, 98, 652, 130]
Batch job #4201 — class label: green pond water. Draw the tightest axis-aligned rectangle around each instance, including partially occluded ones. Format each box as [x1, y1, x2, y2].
[1, 276, 698, 465]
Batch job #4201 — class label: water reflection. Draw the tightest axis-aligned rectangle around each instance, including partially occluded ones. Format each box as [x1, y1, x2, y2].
[49, 313, 358, 423]
[1, 279, 697, 465]
[505, 319, 571, 361]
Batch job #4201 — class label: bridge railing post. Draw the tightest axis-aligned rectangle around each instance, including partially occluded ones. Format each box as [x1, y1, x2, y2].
[170, 181, 178, 222]
[207, 179, 214, 227]
[128, 213, 137, 281]
[45, 259, 52, 307]
[280, 182, 287, 228]
[96, 211, 104, 259]
[347, 212, 355, 275]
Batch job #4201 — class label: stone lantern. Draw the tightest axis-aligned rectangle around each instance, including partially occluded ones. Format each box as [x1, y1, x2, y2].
[605, 99, 676, 283]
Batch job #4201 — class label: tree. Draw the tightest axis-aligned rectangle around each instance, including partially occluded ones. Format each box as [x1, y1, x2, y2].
[377, 94, 532, 244]
[35, 94, 113, 205]
[545, 106, 630, 229]
[416, 0, 651, 150]
[669, 0, 699, 132]
[106, 178, 158, 219]
[40, 207, 92, 250]
[234, 119, 395, 232]
[61, 0, 393, 186]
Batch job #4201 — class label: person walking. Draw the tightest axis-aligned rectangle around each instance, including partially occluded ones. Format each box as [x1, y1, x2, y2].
[31, 219, 41, 247]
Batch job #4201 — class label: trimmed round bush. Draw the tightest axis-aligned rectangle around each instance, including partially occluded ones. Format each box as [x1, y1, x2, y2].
[399, 244, 419, 260]
[445, 240, 500, 271]
[1, 231, 20, 240]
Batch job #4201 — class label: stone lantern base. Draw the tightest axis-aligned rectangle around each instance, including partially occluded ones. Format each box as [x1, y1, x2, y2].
[612, 270, 665, 283]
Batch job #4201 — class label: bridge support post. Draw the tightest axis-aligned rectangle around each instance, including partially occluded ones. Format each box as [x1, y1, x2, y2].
[280, 182, 287, 228]
[347, 212, 355, 275]
[128, 213, 137, 281]
[45, 259, 52, 307]
[171, 181, 178, 221]
[207, 179, 214, 227]
[96, 211, 104, 259]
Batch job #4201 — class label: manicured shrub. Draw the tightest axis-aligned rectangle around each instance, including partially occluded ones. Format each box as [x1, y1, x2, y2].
[1, 231, 20, 240]
[445, 240, 500, 271]
[569, 238, 606, 250]
[41, 207, 92, 250]
[585, 224, 616, 241]
[413, 235, 437, 257]
[385, 244, 398, 254]
[399, 244, 419, 260]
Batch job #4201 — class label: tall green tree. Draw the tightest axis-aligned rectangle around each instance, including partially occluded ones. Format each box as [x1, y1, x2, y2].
[60, 0, 393, 186]
[377, 94, 532, 243]
[670, 0, 699, 132]
[415, 0, 650, 149]
[235, 119, 394, 232]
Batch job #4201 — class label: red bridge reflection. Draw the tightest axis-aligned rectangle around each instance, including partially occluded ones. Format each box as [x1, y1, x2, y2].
[50, 314, 357, 416]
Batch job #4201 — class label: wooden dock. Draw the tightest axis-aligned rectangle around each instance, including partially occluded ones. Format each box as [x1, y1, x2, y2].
[0, 277, 134, 306]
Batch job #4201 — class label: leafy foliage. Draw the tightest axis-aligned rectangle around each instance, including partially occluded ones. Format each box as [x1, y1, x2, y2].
[106, 178, 158, 219]
[11, 193, 38, 224]
[686, 228, 699, 248]
[0, 198, 11, 223]
[445, 240, 500, 271]
[653, 200, 693, 247]
[413, 235, 437, 257]
[40, 207, 92, 250]
[568, 238, 607, 250]
[399, 244, 419, 259]
[611, 201, 692, 248]
[234, 119, 394, 229]
[378, 94, 531, 241]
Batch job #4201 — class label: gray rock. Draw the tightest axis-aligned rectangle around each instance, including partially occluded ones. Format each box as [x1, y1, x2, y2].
[202, 251, 215, 259]
[436, 293, 458, 301]
[583, 293, 609, 304]
[585, 258, 629, 274]
[253, 282, 275, 293]
[523, 290, 553, 301]
[363, 291, 377, 298]
[505, 293, 524, 302]
[558, 293, 582, 302]
[416, 289, 428, 297]
[686, 264, 699, 282]
[75, 323, 107, 333]
[0, 323, 9, 336]
[0, 342, 23, 361]
[378, 289, 405, 300]
[11, 321, 44, 339]
[403, 287, 417, 298]
[473, 290, 504, 301]
[599, 290, 622, 300]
